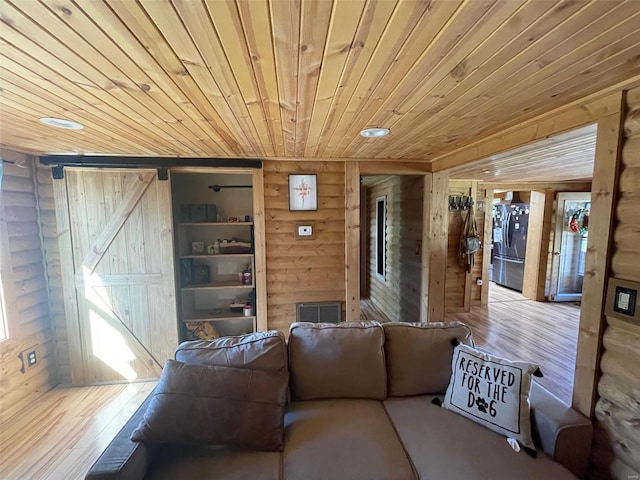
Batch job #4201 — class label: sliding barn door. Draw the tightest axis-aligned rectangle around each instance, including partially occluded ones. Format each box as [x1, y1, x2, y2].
[54, 168, 178, 385]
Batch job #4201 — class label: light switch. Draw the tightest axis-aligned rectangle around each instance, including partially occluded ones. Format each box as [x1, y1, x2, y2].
[298, 225, 312, 236]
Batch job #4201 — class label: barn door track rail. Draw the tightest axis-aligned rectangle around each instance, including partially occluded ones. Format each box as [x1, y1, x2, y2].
[39, 155, 262, 180]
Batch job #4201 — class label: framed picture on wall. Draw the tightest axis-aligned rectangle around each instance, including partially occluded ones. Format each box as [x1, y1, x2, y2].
[289, 174, 318, 211]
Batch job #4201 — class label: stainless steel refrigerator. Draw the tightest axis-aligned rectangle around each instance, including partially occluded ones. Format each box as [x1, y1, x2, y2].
[490, 203, 530, 292]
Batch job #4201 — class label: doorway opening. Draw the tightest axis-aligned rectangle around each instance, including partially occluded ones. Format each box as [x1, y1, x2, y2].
[444, 124, 597, 405]
[359, 175, 424, 324]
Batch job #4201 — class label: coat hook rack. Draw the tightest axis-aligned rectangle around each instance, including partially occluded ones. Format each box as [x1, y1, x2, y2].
[448, 195, 475, 211]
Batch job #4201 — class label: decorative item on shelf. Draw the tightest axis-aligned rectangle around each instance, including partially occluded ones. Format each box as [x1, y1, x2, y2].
[193, 265, 210, 284]
[228, 216, 240, 222]
[189, 204, 207, 222]
[289, 173, 318, 211]
[244, 215, 251, 222]
[241, 263, 252, 285]
[191, 241, 205, 254]
[185, 321, 220, 340]
[220, 238, 252, 254]
[448, 195, 474, 211]
[244, 304, 254, 317]
[230, 301, 245, 313]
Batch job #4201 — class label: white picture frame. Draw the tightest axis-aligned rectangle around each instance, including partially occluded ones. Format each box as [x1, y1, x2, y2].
[288, 174, 318, 211]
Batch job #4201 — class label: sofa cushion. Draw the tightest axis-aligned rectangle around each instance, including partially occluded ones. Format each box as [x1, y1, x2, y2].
[175, 330, 287, 372]
[384, 396, 576, 480]
[288, 321, 386, 400]
[383, 321, 473, 396]
[131, 360, 288, 451]
[283, 399, 416, 480]
[443, 344, 538, 450]
[146, 445, 281, 480]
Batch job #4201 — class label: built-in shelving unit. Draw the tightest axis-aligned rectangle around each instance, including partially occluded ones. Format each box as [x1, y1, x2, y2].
[172, 172, 257, 340]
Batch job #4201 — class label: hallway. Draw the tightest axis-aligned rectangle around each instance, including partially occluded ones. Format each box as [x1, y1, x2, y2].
[446, 283, 580, 405]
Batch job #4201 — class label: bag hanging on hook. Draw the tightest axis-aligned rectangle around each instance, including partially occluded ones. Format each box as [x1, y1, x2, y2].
[460, 206, 481, 272]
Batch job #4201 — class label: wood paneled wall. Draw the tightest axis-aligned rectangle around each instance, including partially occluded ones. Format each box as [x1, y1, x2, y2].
[365, 176, 423, 323]
[591, 88, 640, 479]
[263, 161, 345, 334]
[446, 181, 485, 313]
[0, 150, 58, 422]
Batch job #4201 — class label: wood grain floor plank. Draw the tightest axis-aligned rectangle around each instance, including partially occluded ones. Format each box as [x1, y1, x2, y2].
[447, 283, 579, 405]
[0, 382, 155, 480]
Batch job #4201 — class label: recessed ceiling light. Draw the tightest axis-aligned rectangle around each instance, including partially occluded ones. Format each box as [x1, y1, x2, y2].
[482, 170, 492, 174]
[39, 117, 84, 130]
[360, 127, 390, 138]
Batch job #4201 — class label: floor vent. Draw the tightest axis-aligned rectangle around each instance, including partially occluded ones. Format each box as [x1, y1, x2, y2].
[296, 302, 341, 324]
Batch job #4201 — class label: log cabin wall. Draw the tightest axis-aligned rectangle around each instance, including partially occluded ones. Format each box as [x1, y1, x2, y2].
[590, 87, 640, 479]
[0, 150, 59, 422]
[35, 163, 70, 385]
[365, 176, 423, 323]
[263, 161, 346, 335]
[445, 181, 485, 313]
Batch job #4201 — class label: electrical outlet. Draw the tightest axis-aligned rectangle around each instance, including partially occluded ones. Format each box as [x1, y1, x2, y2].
[476, 278, 483, 286]
[27, 350, 37, 367]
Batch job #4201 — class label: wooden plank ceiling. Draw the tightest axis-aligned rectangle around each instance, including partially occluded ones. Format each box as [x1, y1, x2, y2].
[448, 124, 597, 182]
[0, 0, 639, 161]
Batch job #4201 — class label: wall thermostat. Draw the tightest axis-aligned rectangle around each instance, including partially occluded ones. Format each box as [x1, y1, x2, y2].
[295, 223, 316, 240]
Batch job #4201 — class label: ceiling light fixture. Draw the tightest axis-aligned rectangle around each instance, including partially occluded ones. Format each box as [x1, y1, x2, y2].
[39, 117, 84, 130]
[360, 127, 390, 138]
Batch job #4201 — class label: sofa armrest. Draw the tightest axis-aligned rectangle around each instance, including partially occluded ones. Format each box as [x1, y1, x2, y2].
[85, 391, 159, 480]
[530, 382, 592, 479]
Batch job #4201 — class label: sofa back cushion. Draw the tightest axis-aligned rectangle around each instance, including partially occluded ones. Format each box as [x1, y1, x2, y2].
[383, 322, 473, 396]
[288, 321, 386, 401]
[131, 360, 288, 451]
[175, 330, 287, 372]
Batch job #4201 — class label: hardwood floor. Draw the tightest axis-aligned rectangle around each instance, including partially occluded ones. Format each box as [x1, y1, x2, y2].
[360, 298, 391, 323]
[446, 283, 580, 405]
[0, 382, 155, 480]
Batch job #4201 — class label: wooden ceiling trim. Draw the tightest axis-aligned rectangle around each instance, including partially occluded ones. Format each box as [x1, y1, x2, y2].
[308, 0, 398, 158]
[37, 0, 225, 156]
[350, 0, 568, 159]
[0, 88, 150, 155]
[138, 0, 262, 156]
[0, 4, 202, 155]
[303, 0, 365, 157]
[295, 0, 333, 157]
[0, 50, 185, 156]
[232, 0, 286, 156]
[90, 0, 237, 155]
[198, 0, 277, 156]
[3, 0, 209, 156]
[270, 0, 300, 156]
[317, 0, 442, 158]
[0, 54, 178, 155]
[391, 2, 639, 159]
[429, 10, 640, 143]
[432, 92, 621, 173]
[0, 109, 129, 155]
[370, 0, 620, 159]
[339, 0, 528, 159]
[49, 0, 230, 156]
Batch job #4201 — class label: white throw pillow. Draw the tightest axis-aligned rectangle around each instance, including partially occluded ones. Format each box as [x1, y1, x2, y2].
[443, 343, 538, 451]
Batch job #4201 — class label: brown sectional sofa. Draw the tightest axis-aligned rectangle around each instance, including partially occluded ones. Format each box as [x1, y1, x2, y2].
[86, 321, 593, 480]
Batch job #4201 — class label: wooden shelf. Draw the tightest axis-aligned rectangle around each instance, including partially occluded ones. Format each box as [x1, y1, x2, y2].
[183, 311, 256, 323]
[180, 254, 253, 259]
[179, 222, 253, 226]
[181, 281, 254, 291]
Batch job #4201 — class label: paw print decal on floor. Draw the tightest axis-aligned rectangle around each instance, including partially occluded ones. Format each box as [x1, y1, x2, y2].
[475, 397, 488, 414]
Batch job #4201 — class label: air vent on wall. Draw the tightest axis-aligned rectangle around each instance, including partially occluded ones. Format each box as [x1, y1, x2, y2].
[296, 302, 341, 324]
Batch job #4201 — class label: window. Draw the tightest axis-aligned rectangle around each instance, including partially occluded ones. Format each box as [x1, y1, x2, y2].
[0, 176, 13, 342]
[376, 196, 387, 280]
[0, 276, 7, 342]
